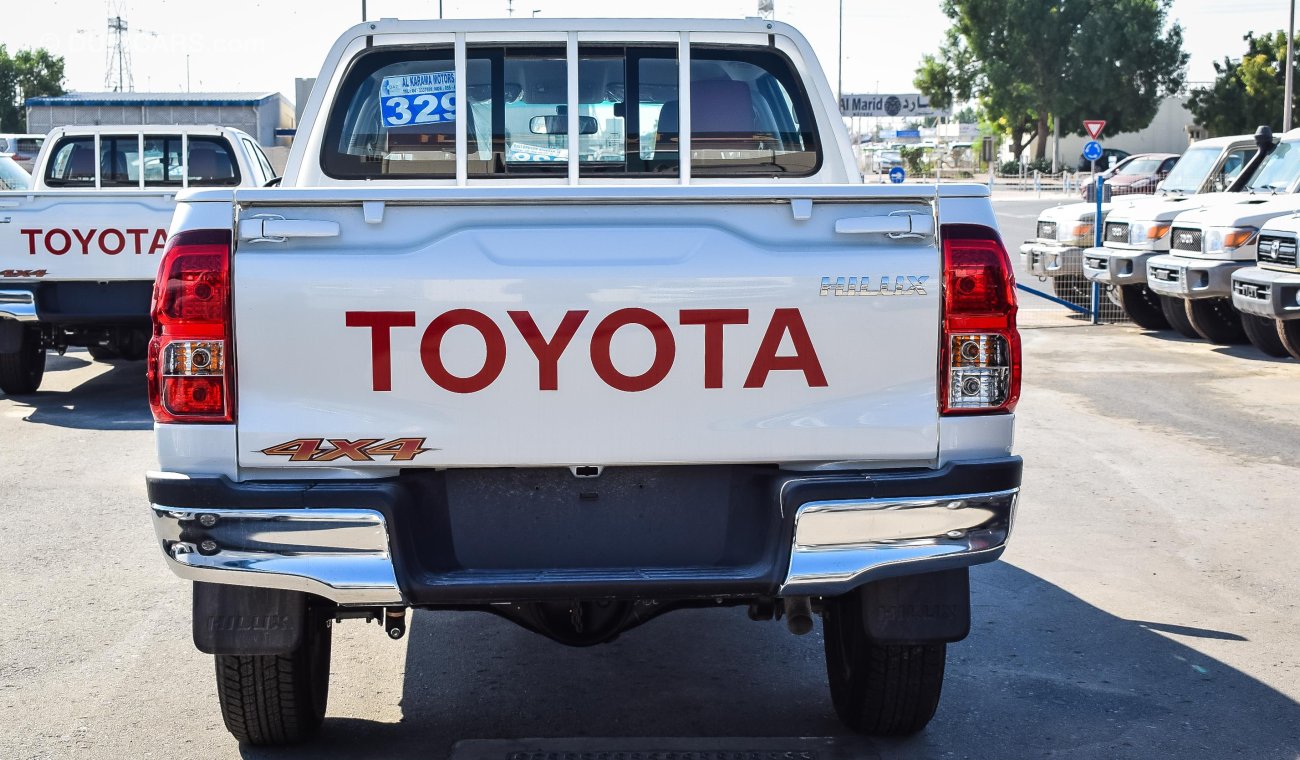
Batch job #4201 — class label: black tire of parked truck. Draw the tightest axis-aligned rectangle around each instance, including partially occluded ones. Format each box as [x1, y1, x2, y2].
[1159, 296, 1201, 340]
[822, 590, 946, 735]
[1116, 285, 1170, 330]
[214, 608, 332, 746]
[1276, 319, 1300, 361]
[0, 327, 46, 395]
[1186, 297, 1248, 345]
[1241, 314, 1290, 358]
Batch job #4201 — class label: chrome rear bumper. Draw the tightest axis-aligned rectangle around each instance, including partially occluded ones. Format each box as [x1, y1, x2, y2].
[149, 460, 1021, 605]
[152, 506, 403, 605]
[780, 489, 1017, 595]
[0, 290, 37, 322]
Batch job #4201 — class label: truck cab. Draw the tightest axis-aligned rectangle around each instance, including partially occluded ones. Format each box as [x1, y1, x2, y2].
[0, 125, 275, 395]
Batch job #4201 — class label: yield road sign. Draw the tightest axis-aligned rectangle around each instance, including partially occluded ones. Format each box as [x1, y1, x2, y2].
[1082, 141, 1104, 162]
[1084, 120, 1106, 139]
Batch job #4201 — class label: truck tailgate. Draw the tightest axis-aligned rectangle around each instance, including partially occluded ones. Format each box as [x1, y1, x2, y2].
[0, 191, 174, 281]
[232, 189, 942, 468]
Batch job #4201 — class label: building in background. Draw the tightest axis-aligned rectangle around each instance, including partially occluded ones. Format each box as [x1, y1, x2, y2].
[1054, 97, 1199, 164]
[24, 92, 295, 148]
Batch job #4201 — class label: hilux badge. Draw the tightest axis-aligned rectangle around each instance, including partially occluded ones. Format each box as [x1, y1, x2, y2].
[820, 276, 928, 296]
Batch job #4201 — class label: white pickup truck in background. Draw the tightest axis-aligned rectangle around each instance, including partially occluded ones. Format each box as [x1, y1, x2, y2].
[1146, 129, 1300, 349]
[1081, 129, 1271, 330]
[145, 18, 1021, 745]
[1019, 135, 1257, 306]
[0, 125, 277, 395]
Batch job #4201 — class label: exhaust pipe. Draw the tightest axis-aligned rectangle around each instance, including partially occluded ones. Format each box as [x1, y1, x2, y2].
[783, 596, 813, 635]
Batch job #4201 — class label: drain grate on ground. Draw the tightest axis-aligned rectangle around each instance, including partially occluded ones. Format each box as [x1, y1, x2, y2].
[451, 737, 880, 760]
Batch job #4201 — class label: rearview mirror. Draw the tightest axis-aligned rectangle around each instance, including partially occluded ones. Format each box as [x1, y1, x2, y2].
[530, 115, 598, 135]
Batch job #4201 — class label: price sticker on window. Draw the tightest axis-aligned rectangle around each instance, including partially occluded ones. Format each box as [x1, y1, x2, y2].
[379, 71, 456, 127]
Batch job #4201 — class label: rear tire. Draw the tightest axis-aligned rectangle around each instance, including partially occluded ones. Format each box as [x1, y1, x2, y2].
[1051, 274, 1091, 309]
[1186, 298, 1247, 344]
[1159, 296, 1200, 339]
[823, 590, 946, 736]
[214, 607, 332, 746]
[1277, 320, 1300, 361]
[1241, 314, 1289, 357]
[1116, 285, 1169, 330]
[87, 344, 120, 362]
[0, 327, 46, 395]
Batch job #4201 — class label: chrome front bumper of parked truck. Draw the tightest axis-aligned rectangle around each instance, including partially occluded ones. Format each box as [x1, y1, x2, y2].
[1082, 246, 1156, 286]
[1147, 255, 1245, 300]
[149, 459, 1021, 606]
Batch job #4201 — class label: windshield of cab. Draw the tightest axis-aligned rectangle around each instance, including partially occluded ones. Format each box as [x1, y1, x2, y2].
[1247, 141, 1300, 193]
[1158, 147, 1219, 193]
[1117, 158, 1163, 175]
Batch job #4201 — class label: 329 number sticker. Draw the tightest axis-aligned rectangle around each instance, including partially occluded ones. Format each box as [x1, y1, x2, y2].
[380, 71, 456, 127]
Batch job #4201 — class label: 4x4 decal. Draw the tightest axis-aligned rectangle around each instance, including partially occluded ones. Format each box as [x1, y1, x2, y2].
[260, 437, 431, 462]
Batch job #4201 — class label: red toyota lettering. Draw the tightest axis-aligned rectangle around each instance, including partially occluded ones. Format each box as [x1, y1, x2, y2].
[46, 229, 71, 256]
[420, 309, 507, 393]
[509, 310, 588, 391]
[344, 311, 416, 391]
[99, 228, 126, 255]
[680, 309, 749, 389]
[73, 228, 96, 255]
[743, 308, 828, 388]
[20, 229, 39, 255]
[590, 308, 676, 392]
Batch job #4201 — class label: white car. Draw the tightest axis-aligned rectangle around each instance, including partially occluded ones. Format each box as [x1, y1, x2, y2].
[0, 153, 30, 190]
[0, 133, 45, 172]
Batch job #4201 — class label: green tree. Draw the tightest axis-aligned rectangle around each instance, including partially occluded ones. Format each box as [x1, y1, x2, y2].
[915, 0, 1187, 162]
[0, 46, 66, 132]
[1187, 32, 1295, 137]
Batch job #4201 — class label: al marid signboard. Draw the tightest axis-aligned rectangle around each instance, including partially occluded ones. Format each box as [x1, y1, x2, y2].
[839, 94, 950, 118]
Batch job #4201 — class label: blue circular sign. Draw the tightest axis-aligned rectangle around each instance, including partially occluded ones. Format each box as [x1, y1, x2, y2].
[1082, 140, 1104, 161]
[889, 166, 906, 184]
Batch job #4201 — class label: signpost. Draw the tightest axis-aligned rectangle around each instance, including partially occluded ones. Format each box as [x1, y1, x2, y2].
[1083, 120, 1106, 140]
[839, 94, 949, 118]
[889, 166, 906, 184]
[1082, 140, 1104, 162]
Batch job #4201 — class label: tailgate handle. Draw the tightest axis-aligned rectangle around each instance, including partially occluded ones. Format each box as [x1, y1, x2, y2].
[239, 216, 340, 243]
[835, 213, 934, 238]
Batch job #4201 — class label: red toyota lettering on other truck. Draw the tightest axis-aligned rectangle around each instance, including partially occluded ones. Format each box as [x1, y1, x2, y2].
[19, 228, 168, 256]
[345, 308, 829, 393]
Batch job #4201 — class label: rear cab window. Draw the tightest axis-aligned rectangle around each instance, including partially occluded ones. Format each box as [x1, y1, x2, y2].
[322, 42, 820, 180]
[43, 134, 242, 188]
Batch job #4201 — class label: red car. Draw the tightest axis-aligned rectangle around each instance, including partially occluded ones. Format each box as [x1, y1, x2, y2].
[1082, 152, 1179, 200]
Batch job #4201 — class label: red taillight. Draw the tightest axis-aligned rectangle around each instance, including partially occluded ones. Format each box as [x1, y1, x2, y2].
[148, 229, 234, 423]
[941, 224, 1020, 415]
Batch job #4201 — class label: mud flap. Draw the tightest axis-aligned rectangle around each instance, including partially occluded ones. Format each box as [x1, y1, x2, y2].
[192, 582, 306, 655]
[860, 568, 970, 644]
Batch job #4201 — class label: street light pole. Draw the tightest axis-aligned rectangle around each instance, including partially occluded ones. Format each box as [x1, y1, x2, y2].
[1286, 0, 1296, 131]
[837, 0, 844, 107]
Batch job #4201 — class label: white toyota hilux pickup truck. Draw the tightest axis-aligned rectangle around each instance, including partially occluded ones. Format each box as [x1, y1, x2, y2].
[1146, 128, 1300, 348]
[0, 125, 276, 395]
[146, 18, 1022, 745]
[1080, 129, 1271, 331]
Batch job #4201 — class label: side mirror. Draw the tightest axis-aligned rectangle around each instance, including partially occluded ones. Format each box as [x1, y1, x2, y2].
[1155, 180, 1164, 192]
[530, 115, 598, 135]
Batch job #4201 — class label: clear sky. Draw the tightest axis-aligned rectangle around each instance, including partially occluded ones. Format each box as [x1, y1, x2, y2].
[2, 0, 1289, 109]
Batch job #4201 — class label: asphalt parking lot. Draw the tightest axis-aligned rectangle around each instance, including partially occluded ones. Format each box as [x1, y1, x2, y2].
[1, 198, 1297, 759]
